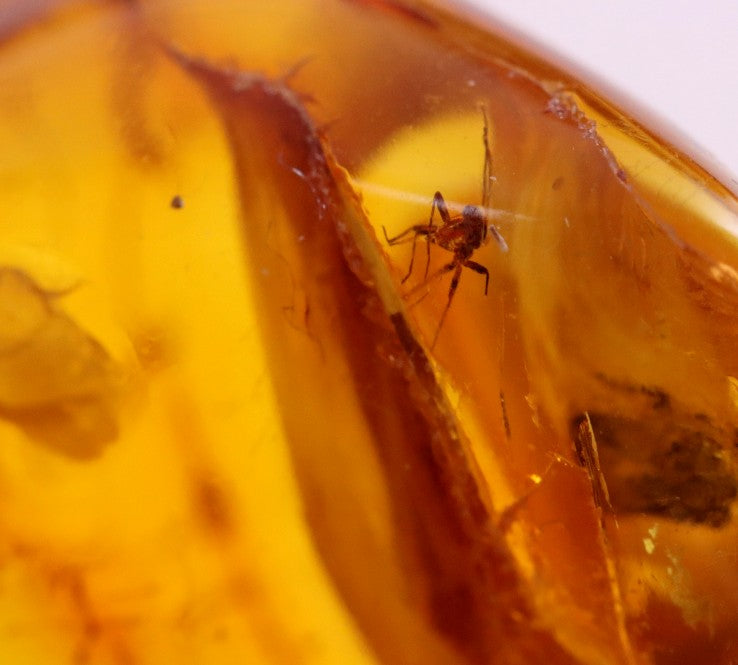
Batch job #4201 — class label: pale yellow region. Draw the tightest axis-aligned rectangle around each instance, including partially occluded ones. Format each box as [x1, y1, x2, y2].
[574, 95, 738, 249]
[457, 394, 514, 511]
[0, 10, 373, 665]
[356, 111, 493, 242]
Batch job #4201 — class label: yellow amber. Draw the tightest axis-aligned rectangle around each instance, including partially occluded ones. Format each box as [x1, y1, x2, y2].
[1, 1, 737, 664]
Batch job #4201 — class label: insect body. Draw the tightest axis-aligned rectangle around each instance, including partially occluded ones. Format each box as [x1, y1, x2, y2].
[383, 110, 507, 348]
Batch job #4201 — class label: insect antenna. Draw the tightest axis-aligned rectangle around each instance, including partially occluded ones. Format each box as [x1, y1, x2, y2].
[480, 106, 508, 252]
[481, 106, 493, 214]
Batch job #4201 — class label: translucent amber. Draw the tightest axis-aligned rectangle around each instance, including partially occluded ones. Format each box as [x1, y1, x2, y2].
[1, 1, 737, 664]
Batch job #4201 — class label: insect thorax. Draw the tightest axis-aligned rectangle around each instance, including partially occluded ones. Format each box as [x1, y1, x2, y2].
[461, 205, 486, 247]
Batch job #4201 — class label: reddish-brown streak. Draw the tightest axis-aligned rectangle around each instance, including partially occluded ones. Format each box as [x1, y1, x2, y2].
[193, 474, 234, 539]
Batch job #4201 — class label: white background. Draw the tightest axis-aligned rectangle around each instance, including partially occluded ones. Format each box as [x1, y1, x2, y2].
[464, 0, 738, 181]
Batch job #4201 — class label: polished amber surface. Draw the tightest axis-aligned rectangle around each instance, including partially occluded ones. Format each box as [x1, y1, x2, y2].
[1, 1, 738, 664]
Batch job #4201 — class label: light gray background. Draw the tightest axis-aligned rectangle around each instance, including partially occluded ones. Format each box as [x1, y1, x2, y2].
[465, 0, 738, 180]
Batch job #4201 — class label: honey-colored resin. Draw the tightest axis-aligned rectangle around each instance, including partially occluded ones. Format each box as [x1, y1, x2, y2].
[1, 1, 737, 664]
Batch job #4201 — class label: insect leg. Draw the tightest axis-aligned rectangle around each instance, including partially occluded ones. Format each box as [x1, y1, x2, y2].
[382, 225, 421, 245]
[431, 191, 453, 227]
[431, 262, 463, 349]
[425, 191, 452, 279]
[383, 224, 432, 283]
[463, 259, 489, 295]
[404, 260, 455, 300]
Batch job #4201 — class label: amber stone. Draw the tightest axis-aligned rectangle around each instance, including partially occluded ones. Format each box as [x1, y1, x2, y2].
[1, 1, 737, 664]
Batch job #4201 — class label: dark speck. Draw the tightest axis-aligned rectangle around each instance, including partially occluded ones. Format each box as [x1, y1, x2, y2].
[170, 195, 184, 209]
[195, 475, 233, 538]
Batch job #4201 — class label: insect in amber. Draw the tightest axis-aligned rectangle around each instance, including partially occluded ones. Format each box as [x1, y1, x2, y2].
[382, 110, 508, 347]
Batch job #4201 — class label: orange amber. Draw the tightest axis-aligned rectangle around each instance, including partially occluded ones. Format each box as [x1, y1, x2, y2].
[1, 1, 737, 664]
